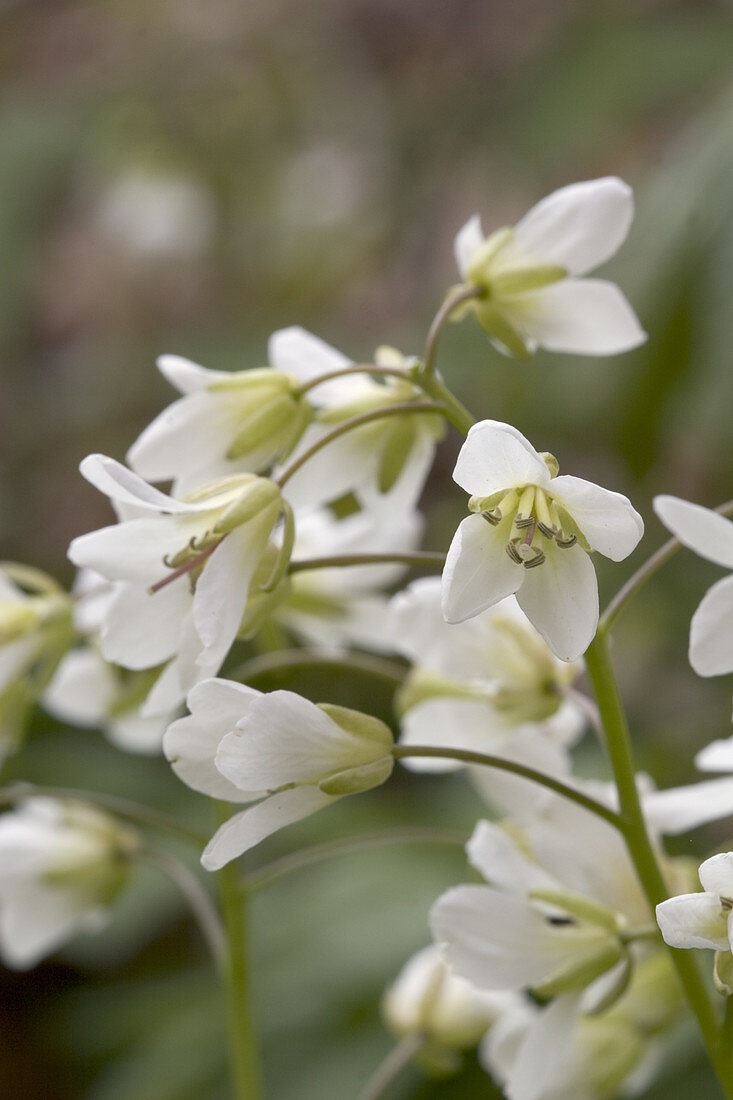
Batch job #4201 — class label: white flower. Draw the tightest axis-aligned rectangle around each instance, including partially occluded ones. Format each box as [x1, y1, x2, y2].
[0, 798, 135, 969]
[382, 944, 513, 1051]
[441, 420, 644, 660]
[653, 496, 733, 682]
[656, 852, 733, 953]
[454, 177, 646, 359]
[163, 679, 394, 870]
[68, 455, 283, 712]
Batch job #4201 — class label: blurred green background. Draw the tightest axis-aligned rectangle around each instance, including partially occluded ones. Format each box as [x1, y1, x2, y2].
[3, 1, 733, 1096]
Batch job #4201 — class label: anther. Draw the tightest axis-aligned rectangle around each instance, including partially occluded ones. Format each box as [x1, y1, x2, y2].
[537, 521, 557, 540]
[514, 516, 534, 529]
[556, 534, 577, 549]
[523, 548, 545, 569]
[505, 541, 524, 564]
[481, 509, 501, 527]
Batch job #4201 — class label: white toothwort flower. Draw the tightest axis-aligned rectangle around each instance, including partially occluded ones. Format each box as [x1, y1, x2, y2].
[163, 679, 394, 870]
[68, 455, 284, 714]
[453, 177, 646, 359]
[441, 420, 644, 661]
[383, 944, 514, 1051]
[0, 798, 135, 969]
[653, 496, 733, 684]
[656, 852, 733, 955]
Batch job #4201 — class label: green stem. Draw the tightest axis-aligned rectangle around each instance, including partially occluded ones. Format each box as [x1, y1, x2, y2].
[0, 782, 207, 845]
[288, 550, 446, 575]
[275, 401, 445, 489]
[244, 827, 467, 892]
[601, 498, 733, 632]
[392, 746, 622, 828]
[294, 363, 413, 396]
[356, 1033, 424, 1100]
[584, 633, 732, 1098]
[420, 284, 482, 380]
[215, 803, 262, 1100]
[410, 369, 475, 436]
[229, 648, 406, 689]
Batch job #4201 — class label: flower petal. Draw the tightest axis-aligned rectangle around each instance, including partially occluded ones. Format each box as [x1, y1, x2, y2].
[643, 777, 733, 835]
[157, 354, 230, 394]
[653, 496, 733, 569]
[99, 579, 192, 669]
[43, 648, 118, 728]
[515, 278, 646, 355]
[127, 392, 239, 484]
[398, 697, 512, 774]
[515, 543, 598, 662]
[452, 420, 550, 498]
[200, 786, 336, 870]
[163, 677, 261, 800]
[69, 515, 196, 583]
[690, 574, 733, 677]
[696, 737, 733, 773]
[216, 689, 385, 789]
[78, 454, 198, 513]
[267, 326, 372, 407]
[699, 853, 733, 898]
[466, 820, 559, 894]
[502, 993, 582, 1100]
[656, 892, 729, 951]
[513, 177, 634, 276]
[442, 513, 524, 624]
[454, 214, 485, 279]
[551, 475, 643, 561]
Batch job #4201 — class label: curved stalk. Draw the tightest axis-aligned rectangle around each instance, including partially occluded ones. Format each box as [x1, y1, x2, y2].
[356, 1033, 424, 1100]
[294, 364, 413, 396]
[140, 847, 226, 966]
[244, 827, 467, 892]
[392, 746, 623, 829]
[229, 648, 406, 688]
[275, 401, 445, 489]
[288, 550, 446, 575]
[601, 498, 733, 632]
[420, 284, 483, 380]
[584, 633, 733, 1097]
[215, 803, 262, 1100]
[0, 782, 207, 845]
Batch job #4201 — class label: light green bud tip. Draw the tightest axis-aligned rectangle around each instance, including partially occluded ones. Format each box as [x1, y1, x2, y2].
[316, 704, 394, 795]
[213, 478, 282, 535]
[540, 451, 559, 478]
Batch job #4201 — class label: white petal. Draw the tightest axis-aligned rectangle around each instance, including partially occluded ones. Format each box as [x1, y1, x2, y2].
[643, 777, 733, 835]
[275, 424, 374, 511]
[398, 697, 512, 774]
[267, 326, 368, 407]
[690, 575, 733, 677]
[696, 737, 733, 773]
[100, 579, 191, 669]
[466, 820, 558, 894]
[78, 454, 197, 513]
[513, 177, 634, 276]
[127, 392, 238, 483]
[68, 514, 195, 583]
[502, 993, 582, 1100]
[653, 496, 733, 569]
[163, 678, 261, 800]
[43, 649, 117, 728]
[699, 853, 733, 898]
[656, 892, 729, 951]
[0, 883, 96, 969]
[107, 710, 170, 755]
[515, 278, 646, 356]
[551, 475, 644, 561]
[216, 689, 386, 789]
[515, 543, 598, 662]
[452, 420, 549, 498]
[157, 354, 229, 394]
[442, 513, 524, 624]
[468, 727, 573, 822]
[141, 614, 209, 716]
[454, 214, 485, 279]
[430, 885, 585, 990]
[200, 786, 335, 870]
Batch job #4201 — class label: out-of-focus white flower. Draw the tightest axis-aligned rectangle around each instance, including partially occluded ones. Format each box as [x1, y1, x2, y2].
[453, 177, 646, 359]
[383, 944, 517, 1075]
[0, 798, 136, 969]
[68, 456, 284, 713]
[277, 343, 443, 513]
[653, 496, 733, 685]
[442, 420, 643, 660]
[274, 505, 423, 652]
[656, 852, 733, 953]
[94, 170, 216, 259]
[163, 680, 394, 870]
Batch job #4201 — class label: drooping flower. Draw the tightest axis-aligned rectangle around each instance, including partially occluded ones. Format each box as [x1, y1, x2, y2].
[441, 421, 644, 660]
[68, 455, 285, 712]
[0, 798, 136, 969]
[163, 679, 394, 870]
[452, 177, 646, 359]
[653, 496, 733, 686]
[656, 852, 733, 994]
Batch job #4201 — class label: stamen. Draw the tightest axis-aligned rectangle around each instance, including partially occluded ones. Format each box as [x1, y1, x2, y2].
[556, 534, 577, 549]
[162, 553, 177, 568]
[523, 548, 545, 568]
[513, 516, 535, 529]
[505, 541, 524, 564]
[535, 490, 559, 539]
[514, 486, 536, 530]
[481, 509, 501, 527]
[537, 521, 556, 539]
